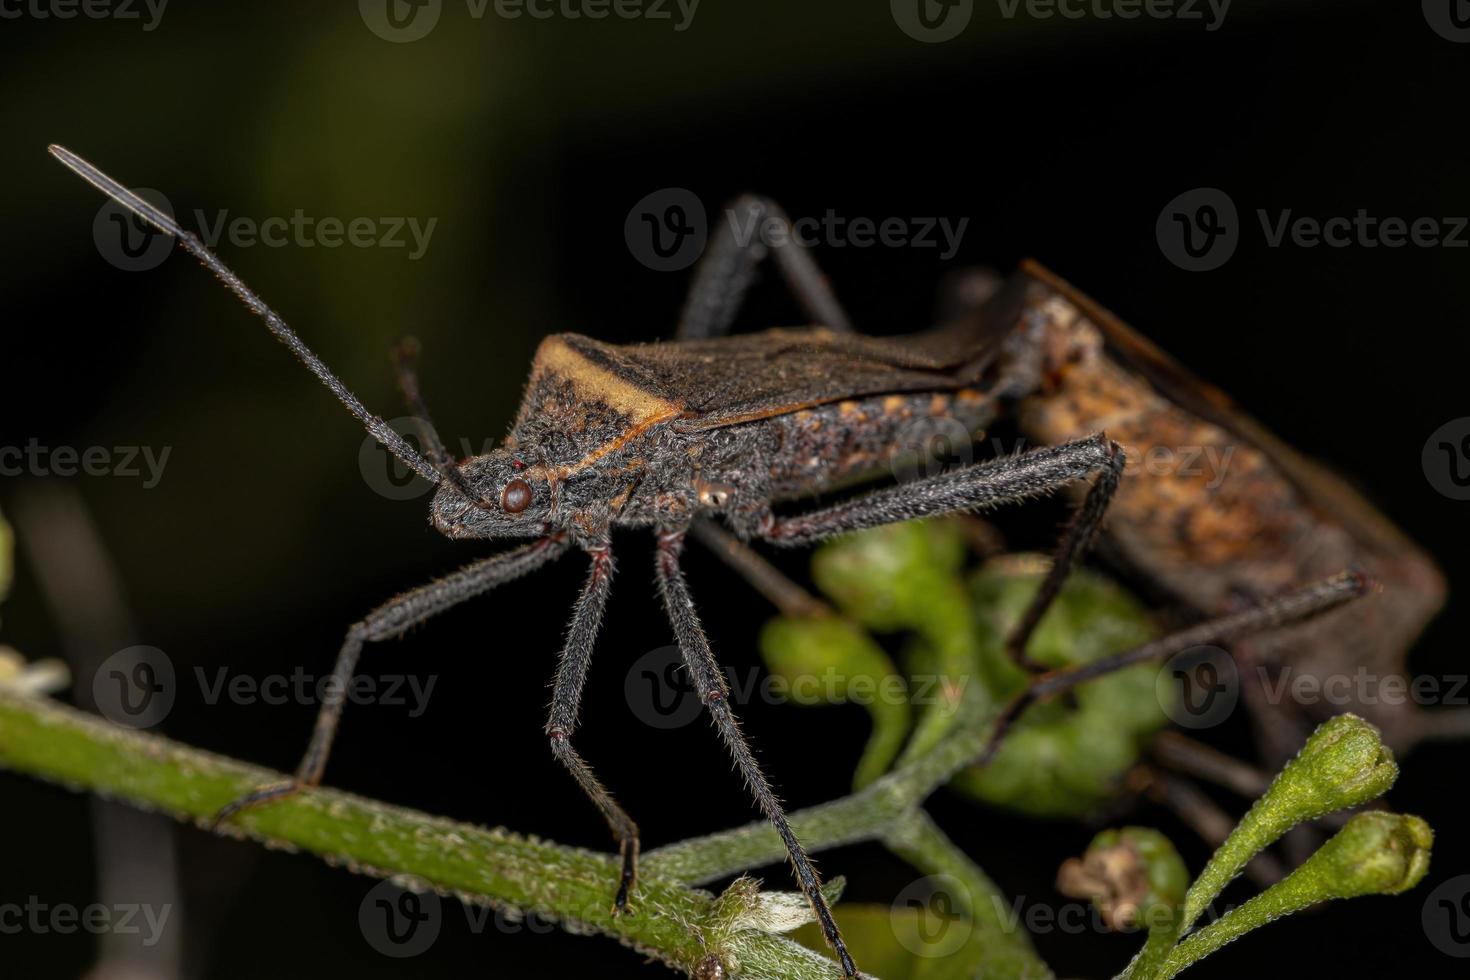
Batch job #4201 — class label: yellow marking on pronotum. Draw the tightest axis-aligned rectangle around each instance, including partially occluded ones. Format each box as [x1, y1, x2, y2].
[532, 336, 683, 423]
[530, 336, 685, 477]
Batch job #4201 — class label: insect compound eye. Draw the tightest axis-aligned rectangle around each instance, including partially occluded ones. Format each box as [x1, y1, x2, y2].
[500, 478, 533, 514]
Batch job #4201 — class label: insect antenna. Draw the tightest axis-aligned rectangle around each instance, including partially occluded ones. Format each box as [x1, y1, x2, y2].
[48, 144, 442, 487]
[392, 338, 494, 508]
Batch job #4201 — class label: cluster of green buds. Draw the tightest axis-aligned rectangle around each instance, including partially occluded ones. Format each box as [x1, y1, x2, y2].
[1059, 715, 1431, 980]
[759, 518, 1167, 813]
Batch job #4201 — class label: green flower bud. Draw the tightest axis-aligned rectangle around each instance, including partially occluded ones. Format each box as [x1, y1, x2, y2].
[1159, 813, 1432, 980]
[1180, 714, 1397, 930]
[1307, 811, 1433, 898]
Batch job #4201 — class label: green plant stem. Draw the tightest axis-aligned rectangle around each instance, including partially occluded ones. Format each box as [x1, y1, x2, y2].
[646, 712, 1052, 976]
[645, 708, 1000, 885]
[879, 809, 1012, 932]
[0, 690, 846, 980]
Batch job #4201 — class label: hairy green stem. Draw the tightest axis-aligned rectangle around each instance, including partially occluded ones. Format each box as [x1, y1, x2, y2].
[0, 690, 847, 979]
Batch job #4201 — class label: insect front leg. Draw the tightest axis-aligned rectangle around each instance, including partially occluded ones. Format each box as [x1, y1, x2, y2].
[756, 434, 1122, 548]
[544, 541, 642, 913]
[213, 537, 569, 824]
[677, 194, 853, 339]
[653, 527, 859, 979]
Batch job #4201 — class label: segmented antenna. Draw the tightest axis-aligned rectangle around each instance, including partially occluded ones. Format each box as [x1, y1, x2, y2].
[48, 144, 442, 487]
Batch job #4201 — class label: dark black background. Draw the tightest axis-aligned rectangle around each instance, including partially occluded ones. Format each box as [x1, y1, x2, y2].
[1, 2, 1467, 977]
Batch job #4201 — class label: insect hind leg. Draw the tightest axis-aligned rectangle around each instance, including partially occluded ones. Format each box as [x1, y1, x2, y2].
[1003, 440, 1125, 668]
[757, 433, 1121, 548]
[676, 195, 852, 339]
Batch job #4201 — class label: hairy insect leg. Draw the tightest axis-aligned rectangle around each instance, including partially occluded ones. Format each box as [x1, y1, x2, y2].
[545, 543, 642, 913]
[758, 434, 1121, 548]
[1004, 442, 1126, 668]
[213, 537, 569, 824]
[970, 571, 1371, 775]
[688, 518, 831, 619]
[676, 194, 853, 339]
[654, 529, 859, 979]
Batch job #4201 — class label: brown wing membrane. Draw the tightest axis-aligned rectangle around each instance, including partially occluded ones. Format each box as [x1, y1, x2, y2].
[1013, 259, 1426, 561]
[547, 316, 1016, 433]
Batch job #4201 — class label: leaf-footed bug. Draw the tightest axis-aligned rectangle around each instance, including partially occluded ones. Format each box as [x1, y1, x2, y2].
[49, 150, 1383, 977]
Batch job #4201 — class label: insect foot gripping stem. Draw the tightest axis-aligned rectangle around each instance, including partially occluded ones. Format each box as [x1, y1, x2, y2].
[654, 528, 861, 978]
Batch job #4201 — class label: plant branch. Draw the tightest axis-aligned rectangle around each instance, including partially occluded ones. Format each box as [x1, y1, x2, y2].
[0, 689, 847, 980]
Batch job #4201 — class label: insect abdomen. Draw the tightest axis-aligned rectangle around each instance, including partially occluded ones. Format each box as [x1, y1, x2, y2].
[766, 389, 995, 497]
